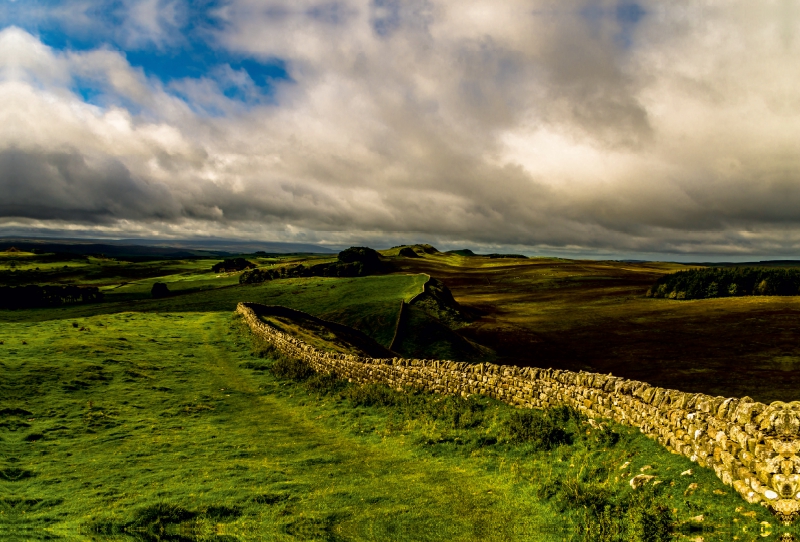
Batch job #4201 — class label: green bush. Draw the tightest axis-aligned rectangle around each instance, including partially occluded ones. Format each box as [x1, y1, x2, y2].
[546, 473, 673, 542]
[305, 371, 346, 394]
[345, 383, 400, 407]
[270, 355, 314, 381]
[590, 425, 621, 447]
[506, 408, 572, 449]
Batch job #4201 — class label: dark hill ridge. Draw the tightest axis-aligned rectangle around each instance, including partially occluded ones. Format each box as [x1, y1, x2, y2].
[240, 246, 391, 284]
[382, 244, 440, 257]
[387, 275, 492, 362]
[0, 237, 336, 259]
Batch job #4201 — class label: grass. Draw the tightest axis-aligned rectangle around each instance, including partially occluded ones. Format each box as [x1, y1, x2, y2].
[0, 274, 426, 348]
[5, 249, 800, 540]
[0, 307, 793, 541]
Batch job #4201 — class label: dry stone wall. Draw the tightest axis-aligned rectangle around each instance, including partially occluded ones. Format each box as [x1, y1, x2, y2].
[238, 302, 800, 523]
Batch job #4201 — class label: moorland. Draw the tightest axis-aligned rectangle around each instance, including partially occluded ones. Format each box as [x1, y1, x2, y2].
[1, 242, 799, 540]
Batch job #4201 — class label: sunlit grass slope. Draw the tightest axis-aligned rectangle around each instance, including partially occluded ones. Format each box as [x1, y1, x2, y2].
[0, 252, 331, 293]
[0, 311, 787, 541]
[0, 274, 427, 349]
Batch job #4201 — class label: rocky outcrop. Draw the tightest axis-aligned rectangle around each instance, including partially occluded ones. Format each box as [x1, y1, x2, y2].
[237, 301, 800, 523]
[408, 276, 471, 326]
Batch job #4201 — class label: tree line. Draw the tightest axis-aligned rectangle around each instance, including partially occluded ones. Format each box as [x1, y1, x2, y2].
[212, 258, 256, 273]
[0, 285, 104, 309]
[648, 267, 800, 300]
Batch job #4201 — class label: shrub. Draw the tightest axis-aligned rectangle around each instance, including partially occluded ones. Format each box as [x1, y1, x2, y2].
[590, 425, 621, 447]
[345, 383, 400, 407]
[547, 471, 673, 542]
[506, 408, 572, 449]
[305, 371, 345, 394]
[270, 355, 314, 381]
[338, 246, 381, 265]
[448, 396, 486, 430]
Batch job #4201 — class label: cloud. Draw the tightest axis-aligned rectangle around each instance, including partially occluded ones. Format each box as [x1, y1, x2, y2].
[0, 149, 180, 222]
[0, 0, 800, 258]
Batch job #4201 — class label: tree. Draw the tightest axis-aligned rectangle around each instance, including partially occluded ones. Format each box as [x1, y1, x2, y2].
[151, 282, 170, 298]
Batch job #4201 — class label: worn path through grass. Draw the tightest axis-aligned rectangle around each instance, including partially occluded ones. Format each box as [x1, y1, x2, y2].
[0, 310, 570, 541]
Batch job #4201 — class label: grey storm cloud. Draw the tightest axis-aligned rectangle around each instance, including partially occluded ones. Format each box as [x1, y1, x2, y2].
[0, 149, 181, 222]
[2, 0, 800, 257]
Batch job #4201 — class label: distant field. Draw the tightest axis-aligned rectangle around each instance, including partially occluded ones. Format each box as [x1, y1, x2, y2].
[390, 251, 800, 403]
[0, 309, 779, 540]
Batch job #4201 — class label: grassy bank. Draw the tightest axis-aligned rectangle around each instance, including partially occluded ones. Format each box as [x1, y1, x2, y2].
[0, 274, 427, 350]
[0, 308, 790, 541]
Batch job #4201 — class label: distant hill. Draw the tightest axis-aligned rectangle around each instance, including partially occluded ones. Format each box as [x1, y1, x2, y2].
[381, 244, 440, 257]
[0, 237, 336, 259]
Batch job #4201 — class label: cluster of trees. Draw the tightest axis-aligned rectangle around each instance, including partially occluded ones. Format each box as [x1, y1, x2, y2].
[240, 247, 387, 285]
[648, 267, 800, 300]
[0, 285, 103, 309]
[211, 258, 256, 273]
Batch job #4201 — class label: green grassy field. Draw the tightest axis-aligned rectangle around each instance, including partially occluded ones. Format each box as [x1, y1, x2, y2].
[5, 247, 800, 540]
[0, 307, 789, 541]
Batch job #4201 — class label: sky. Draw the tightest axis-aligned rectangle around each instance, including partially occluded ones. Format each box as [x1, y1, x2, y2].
[1, 0, 799, 259]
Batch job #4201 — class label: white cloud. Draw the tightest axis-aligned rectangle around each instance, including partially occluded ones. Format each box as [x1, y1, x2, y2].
[1, 0, 800, 257]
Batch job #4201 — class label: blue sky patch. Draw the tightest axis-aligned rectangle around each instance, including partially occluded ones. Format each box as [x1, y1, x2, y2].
[371, 0, 401, 37]
[5, 0, 290, 108]
[580, 0, 647, 49]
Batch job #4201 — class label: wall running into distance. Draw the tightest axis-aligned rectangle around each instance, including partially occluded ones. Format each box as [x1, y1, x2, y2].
[238, 302, 800, 523]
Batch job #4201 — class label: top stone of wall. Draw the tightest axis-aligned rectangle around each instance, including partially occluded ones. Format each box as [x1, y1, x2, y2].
[237, 302, 800, 524]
